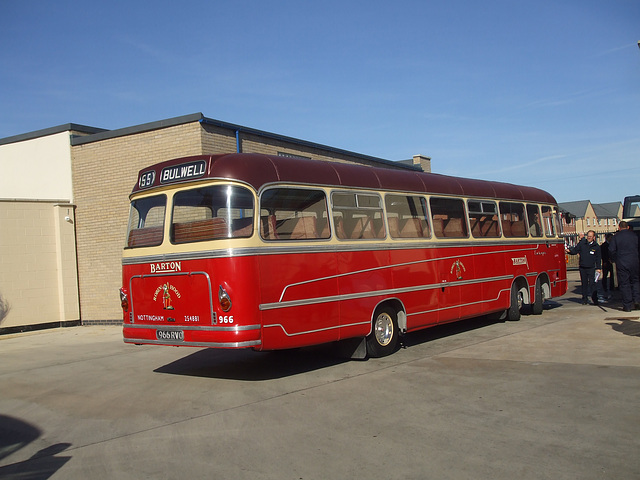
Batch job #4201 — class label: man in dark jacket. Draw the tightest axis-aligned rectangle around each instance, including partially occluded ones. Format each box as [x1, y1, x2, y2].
[609, 221, 640, 312]
[601, 233, 614, 295]
[566, 230, 603, 305]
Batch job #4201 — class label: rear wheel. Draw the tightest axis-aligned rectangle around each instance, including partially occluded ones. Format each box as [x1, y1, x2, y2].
[366, 306, 399, 358]
[532, 278, 544, 315]
[507, 283, 524, 321]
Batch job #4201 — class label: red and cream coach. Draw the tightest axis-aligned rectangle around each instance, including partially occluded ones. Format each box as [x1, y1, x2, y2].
[120, 153, 567, 358]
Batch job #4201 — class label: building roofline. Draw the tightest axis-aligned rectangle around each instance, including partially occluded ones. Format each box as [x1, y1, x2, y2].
[3, 113, 420, 172]
[69, 112, 419, 171]
[0, 123, 107, 146]
[70, 113, 204, 146]
[199, 116, 417, 171]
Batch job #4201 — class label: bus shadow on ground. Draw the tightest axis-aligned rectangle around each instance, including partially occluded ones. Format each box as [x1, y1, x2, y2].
[399, 304, 559, 350]
[154, 344, 350, 381]
[155, 304, 562, 380]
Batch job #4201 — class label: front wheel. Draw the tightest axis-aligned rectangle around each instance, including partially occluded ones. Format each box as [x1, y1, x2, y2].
[366, 306, 399, 358]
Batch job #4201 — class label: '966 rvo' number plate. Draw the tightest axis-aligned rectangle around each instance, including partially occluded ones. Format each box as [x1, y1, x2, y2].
[157, 330, 184, 341]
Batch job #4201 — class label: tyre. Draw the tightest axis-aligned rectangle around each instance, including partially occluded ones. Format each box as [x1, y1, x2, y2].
[366, 306, 399, 358]
[507, 283, 523, 321]
[531, 278, 544, 315]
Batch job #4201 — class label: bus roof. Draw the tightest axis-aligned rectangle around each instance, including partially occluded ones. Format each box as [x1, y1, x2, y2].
[132, 153, 557, 204]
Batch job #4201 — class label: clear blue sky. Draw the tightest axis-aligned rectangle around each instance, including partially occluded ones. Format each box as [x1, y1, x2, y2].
[1, 0, 639, 204]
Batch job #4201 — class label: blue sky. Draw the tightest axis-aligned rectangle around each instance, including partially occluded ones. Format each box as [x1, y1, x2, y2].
[1, 0, 639, 204]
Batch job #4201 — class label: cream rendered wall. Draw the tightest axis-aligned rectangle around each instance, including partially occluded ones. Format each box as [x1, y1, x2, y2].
[0, 201, 79, 329]
[0, 131, 79, 330]
[0, 132, 73, 201]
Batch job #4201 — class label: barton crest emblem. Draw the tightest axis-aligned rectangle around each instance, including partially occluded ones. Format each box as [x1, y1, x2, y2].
[450, 259, 466, 280]
[153, 282, 181, 310]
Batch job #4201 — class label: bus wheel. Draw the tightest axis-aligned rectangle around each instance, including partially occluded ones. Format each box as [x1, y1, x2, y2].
[531, 279, 544, 315]
[507, 283, 523, 321]
[366, 306, 399, 358]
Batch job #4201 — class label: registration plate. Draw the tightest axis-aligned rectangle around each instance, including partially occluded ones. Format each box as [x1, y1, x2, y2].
[156, 330, 184, 341]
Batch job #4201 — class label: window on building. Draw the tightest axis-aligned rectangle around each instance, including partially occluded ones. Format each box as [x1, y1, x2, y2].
[277, 152, 312, 160]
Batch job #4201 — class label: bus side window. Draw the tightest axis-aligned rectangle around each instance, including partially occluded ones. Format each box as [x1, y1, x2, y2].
[467, 200, 500, 238]
[126, 195, 166, 248]
[430, 197, 468, 238]
[385, 195, 430, 239]
[541, 206, 556, 237]
[260, 188, 330, 241]
[332, 192, 385, 240]
[499, 202, 527, 238]
[526, 204, 543, 237]
[171, 186, 254, 244]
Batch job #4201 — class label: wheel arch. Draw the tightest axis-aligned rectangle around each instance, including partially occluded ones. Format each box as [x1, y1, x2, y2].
[536, 272, 552, 300]
[371, 298, 407, 334]
[513, 275, 530, 304]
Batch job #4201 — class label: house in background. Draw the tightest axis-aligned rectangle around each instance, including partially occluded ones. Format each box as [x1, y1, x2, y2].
[559, 200, 622, 245]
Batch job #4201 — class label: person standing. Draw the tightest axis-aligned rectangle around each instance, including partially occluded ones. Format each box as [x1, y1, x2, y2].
[601, 233, 614, 296]
[566, 230, 603, 305]
[609, 221, 640, 312]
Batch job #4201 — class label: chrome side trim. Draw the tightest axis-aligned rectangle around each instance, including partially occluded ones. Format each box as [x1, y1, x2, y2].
[408, 288, 510, 317]
[124, 338, 261, 348]
[123, 323, 261, 332]
[260, 275, 513, 311]
[277, 248, 533, 302]
[261, 320, 371, 337]
[122, 240, 563, 265]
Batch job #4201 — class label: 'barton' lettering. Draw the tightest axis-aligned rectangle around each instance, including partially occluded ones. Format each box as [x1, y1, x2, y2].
[150, 261, 182, 274]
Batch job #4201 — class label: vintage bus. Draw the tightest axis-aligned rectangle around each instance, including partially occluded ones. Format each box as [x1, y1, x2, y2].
[120, 153, 567, 358]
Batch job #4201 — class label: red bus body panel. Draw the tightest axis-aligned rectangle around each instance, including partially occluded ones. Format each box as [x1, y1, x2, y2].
[123, 241, 566, 350]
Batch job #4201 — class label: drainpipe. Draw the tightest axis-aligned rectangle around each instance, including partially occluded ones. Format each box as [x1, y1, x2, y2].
[235, 130, 241, 153]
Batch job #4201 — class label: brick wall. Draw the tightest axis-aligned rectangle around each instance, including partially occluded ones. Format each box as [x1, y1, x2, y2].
[72, 122, 205, 323]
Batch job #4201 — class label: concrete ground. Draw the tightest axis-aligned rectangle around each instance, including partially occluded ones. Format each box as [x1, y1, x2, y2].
[0, 271, 639, 479]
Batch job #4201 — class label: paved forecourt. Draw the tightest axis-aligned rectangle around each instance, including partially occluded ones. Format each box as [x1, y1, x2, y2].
[0, 272, 639, 479]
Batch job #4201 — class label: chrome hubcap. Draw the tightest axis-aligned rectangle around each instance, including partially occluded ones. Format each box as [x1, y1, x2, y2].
[374, 312, 394, 346]
[517, 290, 524, 310]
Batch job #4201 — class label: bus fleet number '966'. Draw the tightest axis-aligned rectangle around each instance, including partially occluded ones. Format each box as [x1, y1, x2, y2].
[219, 316, 234, 324]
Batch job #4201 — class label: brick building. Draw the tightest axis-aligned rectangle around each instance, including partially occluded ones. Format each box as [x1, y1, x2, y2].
[1, 113, 423, 331]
